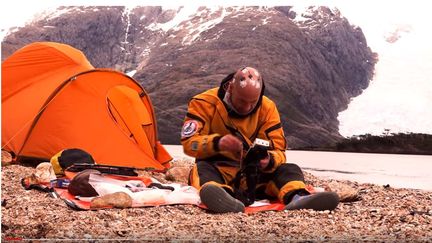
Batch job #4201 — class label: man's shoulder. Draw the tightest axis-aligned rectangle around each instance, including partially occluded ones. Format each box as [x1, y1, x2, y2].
[261, 95, 277, 109]
[192, 88, 219, 102]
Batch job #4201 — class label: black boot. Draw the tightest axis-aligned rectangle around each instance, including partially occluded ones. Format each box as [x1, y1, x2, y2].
[284, 191, 340, 211]
[200, 184, 245, 213]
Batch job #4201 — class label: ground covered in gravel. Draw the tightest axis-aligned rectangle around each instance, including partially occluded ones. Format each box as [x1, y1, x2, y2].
[1, 159, 432, 242]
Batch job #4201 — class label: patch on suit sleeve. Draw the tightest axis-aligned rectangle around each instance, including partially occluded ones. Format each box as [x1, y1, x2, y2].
[181, 120, 199, 137]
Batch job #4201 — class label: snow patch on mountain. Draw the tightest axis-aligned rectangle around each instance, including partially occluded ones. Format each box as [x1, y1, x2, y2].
[181, 7, 226, 45]
[146, 6, 228, 45]
[292, 5, 340, 29]
[148, 6, 199, 32]
[122, 7, 132, 44]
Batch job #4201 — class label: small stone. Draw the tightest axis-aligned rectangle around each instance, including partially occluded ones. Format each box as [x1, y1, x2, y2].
[1, 150, 13, 164]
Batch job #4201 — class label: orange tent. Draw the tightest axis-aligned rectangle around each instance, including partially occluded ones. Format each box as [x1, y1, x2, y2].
[2, 42, 171, 170]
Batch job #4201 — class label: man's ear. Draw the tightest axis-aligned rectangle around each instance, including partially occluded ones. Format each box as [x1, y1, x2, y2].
[224, 81, 233, 92]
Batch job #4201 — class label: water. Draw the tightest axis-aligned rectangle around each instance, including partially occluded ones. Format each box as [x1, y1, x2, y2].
[286, 151, 432, 191]
[164, 145, 432, 191]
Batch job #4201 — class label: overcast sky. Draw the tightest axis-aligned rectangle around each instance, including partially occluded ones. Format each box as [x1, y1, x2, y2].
[0, 1, 427, 31]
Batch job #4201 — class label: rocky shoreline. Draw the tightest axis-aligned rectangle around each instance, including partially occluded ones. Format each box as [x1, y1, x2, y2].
[1, 158, 431, 242]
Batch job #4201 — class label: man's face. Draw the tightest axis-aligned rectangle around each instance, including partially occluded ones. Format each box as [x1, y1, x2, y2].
[229, 82, 261, 115]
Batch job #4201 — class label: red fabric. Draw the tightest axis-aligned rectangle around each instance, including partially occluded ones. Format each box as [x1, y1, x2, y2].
[198, 202, 286, 213]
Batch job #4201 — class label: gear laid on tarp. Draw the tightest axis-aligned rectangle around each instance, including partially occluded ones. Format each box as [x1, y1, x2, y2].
[21, 163, 291, 213]
[21, 166, 360, 212]
[20, 149, 198, 210]
[50, 148, 95, 176]
[22, 167, 201, 210]
[56, 169, 201, 210]
[20, 149, 348, 213]
[68, 169, 101, 197]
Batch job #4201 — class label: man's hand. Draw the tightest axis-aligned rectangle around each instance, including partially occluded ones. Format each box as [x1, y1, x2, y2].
[218, 134, 243, 156]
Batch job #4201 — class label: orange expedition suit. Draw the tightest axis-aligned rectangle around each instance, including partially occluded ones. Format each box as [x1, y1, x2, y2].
[181, 73, 307, 204]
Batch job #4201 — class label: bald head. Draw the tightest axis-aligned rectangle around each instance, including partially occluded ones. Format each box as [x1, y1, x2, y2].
[233, 67, 262, 90]
[227, 67, 263, 115]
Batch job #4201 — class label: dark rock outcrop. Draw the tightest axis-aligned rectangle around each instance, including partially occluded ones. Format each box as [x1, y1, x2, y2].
[1, 6, 377, 148]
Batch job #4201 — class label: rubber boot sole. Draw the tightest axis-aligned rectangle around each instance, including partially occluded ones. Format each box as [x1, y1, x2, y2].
[200, 184, 245, 213]
[285, 191, 340, 211]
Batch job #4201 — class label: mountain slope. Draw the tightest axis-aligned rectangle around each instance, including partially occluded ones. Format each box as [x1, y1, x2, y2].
[1, 6, 377, 148]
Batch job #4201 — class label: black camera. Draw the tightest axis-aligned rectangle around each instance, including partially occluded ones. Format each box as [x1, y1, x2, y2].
[241, 138, 270, 169]
[234, 138, 270, 206]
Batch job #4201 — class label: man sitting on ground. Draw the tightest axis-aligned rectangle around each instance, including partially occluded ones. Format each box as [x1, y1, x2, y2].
[181, 67, 339, 213]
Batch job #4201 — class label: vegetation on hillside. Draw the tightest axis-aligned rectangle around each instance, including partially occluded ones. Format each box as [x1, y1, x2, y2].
[296, 132, 432, 155]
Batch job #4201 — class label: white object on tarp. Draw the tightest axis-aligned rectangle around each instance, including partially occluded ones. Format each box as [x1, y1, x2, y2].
[80, 173, 200, 206]
[248, 199, 271, 207]
[34, 162, 57, 183]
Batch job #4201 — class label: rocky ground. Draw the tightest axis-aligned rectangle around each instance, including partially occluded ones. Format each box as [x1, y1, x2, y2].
[1, 155, 432, 242]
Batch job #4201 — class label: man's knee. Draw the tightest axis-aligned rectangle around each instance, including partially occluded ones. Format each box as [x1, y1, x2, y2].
[192, 161, 225, 186]
[273, 163, 305, 187]
[278, 163, 304, 177]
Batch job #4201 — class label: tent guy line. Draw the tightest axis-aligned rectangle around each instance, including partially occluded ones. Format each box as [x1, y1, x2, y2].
[1, 81, 73, 151]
